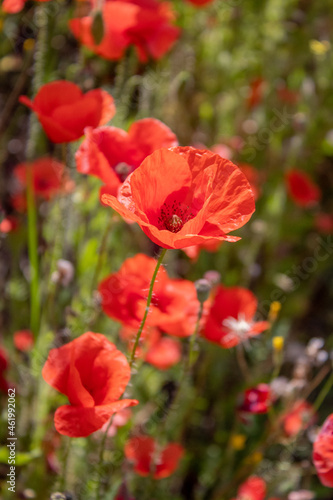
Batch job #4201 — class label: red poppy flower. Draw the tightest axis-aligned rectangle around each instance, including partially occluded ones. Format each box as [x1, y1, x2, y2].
[14, 330, 34, 352]
[19, 81, 115, 143]
[235, 476, 267, 500]
[185, 0, 214, 6]
[124, 436, 184, 478]
[246, 78, 265, 109]
[121, 326, 181, 370]
[0, 215, 18, 233]
[202, 286, 269, 348]
[14, 157, 74, 200]
[69, 0, 180, 63]
[2, 0, 50, 14]
[277, 86, 299, 105]
[0, 347, 10, 393]
[313, 413, 333, 487]
[42, 332, 138, 437]
[99, 254, 200, 337]
[315, 213, 333, 234]
[76, 118, 178, 195]
[286, 169, 321, 208]
[281, 400, 316, 437]
[239, 384, 272, 414]
[182, 240, 221, 261]
[101, 147, 255, 249]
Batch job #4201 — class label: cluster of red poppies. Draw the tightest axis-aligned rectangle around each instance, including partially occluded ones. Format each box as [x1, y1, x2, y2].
[1, 0, 332, 495]
[0, 72, 330, 488]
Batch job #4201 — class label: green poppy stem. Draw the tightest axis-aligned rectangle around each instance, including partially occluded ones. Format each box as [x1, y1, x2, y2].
[129, 248, 167, 368]
[26, 165, 40, 338]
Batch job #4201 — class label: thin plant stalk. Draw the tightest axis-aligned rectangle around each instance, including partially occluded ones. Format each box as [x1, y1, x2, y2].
[96, 416, 114, 500]
[26, 165, 40, 338]
[129, 248, 167, 367]
[91, 215, 114, 294]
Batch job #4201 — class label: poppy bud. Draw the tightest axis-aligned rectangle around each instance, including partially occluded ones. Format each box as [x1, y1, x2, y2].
[194, 279, 211, 303]
[91, 10, 105, 45]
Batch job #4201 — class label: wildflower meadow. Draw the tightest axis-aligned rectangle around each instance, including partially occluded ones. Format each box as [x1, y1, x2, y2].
[0, 0, 333, 499]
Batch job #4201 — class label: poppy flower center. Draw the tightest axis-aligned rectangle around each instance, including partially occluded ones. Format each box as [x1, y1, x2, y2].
[114, 162, 132, 182]
[166, 214, 183, 233]
[157, 200, 193, 233]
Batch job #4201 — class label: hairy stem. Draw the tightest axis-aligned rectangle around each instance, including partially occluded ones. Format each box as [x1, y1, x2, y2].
[129, 248, 167, 367]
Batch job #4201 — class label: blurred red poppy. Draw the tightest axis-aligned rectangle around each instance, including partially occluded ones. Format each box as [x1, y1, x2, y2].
[210, 143, 232, 160]
[121, 326, 181, 369]
[234, 476, 266, 500]
[19, 81, 115, 143]
[2, 0, 50, 14]
[313, 413, 333, 487]
[185, 0, 214, 6]
[246, 77, 265, 109]
[315, 213, 333, 234]
[182, 240, 221, 261]
[101, 147, 255, 249]
[14, 330, 34, 352]
[277, 85, 299, 105]
[69, 0, 180, 63]
[239, 384, 272, 414]
[100, 408, 132, 437]
[76, 118, 178, 195]
[281, 400, 316, 437]
[42, 332, 138, 437]
[237, 163, 261, 200]
[0, 215, 18, 233]
[202, 286, 269, 348]
[14, 157, 74, 200]
[0, 347, 10, 393]
[124, 436, 184, 478]
[99, 254, 200, 337]
[286, 169, 321, 208]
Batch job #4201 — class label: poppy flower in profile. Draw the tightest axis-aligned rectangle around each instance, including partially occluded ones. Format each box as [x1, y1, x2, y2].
[19, 81, 115, 143]
[281, 400, 316, 437]
[313, 413, 333, 487]
[69, 0, 180, 63]
[101, 147, 255, 249]
[99, 254, 200, 337]
[121, 326, 181, 370]
[239, 384, 272, 414]
[42, 332, 138, 437]
[14, 157, 74, 200]
[233, 476, 267, 500]
[286, 169, 321, 208]
[0, 347, 10, 393]
[202, 286, 269, 348]
[14, 330, 34, 352]
[76, 118, 178, 195]
[124, 436, 184, 478]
